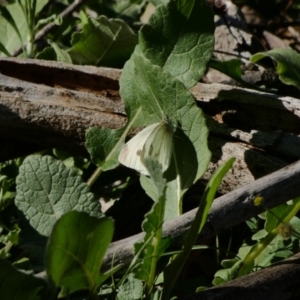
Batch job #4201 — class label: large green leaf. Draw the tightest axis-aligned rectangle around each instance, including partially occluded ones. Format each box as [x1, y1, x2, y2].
[46, 211, 120, 295]
[15, 155, 102, 236]
[140, 0, 215, 89]
[125, 50, 210, 219]
[86, 0, 214, 219]
[46, 211, 119, 294]
[251, 48, 300, 88]
[68, 16, 138, 67]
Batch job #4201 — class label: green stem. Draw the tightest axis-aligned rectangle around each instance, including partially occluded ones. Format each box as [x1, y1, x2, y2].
[18, 0, 32, 56]
[86, 109, 143, 187]
[239, 229, 278, 275]
[237, 198, 300, 277]
[145, 221, 163, 297]
[26, 0, 36, 56]
[87, 167, 103, 187]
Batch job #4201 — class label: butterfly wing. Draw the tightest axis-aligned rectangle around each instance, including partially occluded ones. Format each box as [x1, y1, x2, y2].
[118, 123, 161, 175]
[142, 119, 174, 173]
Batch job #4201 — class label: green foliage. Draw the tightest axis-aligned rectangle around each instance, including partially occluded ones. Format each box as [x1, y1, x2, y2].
[162, 158, 235, 300]
[68, 16, 138, 67]
[251, 47, 300, 89]
[0, 258, 51, 300]
[117, 273, 143, 300]
[150, 0, 169, 6]
[0, 0, 49, 56]
[1, 0, 300, 299]
[132, 158, 171, 294]
[87, 0, 215, 220]
[46, 211, 120, 296]
[15, 155, 102, 236]
[45, 40, 72, 63]
[85, 127, 126, 174]
[213, 198, 300, 284]
[0, 159, 19, 212]
[102, 0, 147, 20]
[208, 58, 261, 89]
[139, 0, 215, 89]
[0, 210, 121, 299]
[0, 224, 20, 259]
[209, 58, 243, 82]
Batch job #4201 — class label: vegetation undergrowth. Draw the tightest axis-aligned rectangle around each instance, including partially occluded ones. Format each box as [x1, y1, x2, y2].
[1, 0, 300, 299]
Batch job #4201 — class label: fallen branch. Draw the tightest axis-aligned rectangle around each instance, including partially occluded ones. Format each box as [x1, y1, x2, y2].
[102, 159, 300, 269]
[0, 58, 124, 159]
[0, 69, 287, 191]
[183, 252, 300, 300]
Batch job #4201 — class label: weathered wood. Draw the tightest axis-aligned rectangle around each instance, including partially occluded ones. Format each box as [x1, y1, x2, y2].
[0, 57, 122, 91]
[192, 82, 300, 133]
[204, 136, 287, 195]
[102, 160, 300, 270]
[1, 57, 299, 193]
[207, 117, 300, 160]
[183, 252, 300, 300]
[0, 58, 125, 157]
[2, 57, 300, 143]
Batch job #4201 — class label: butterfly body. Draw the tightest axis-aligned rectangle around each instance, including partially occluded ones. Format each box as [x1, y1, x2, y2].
[118, 119, 174, 175]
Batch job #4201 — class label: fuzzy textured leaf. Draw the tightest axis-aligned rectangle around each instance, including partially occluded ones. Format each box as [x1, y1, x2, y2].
[140, 0, 215, 89]
[125, 51, 210, 218]
[15, 155, 102, 236]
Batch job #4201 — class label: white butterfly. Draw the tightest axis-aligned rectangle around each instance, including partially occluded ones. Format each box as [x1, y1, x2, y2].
[118, 118, 175, 176]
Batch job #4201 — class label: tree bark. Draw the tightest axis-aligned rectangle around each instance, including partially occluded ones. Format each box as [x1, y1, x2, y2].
[1, 57, 299, 194]
[102, 159, 300, 270]
[183, 252, 300, 300]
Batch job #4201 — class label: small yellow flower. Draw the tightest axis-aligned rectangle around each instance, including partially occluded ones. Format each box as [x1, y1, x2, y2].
[253, 195, 264, 207]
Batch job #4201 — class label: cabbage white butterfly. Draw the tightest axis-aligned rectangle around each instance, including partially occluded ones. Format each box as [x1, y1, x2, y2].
[118, 118, 175, 175]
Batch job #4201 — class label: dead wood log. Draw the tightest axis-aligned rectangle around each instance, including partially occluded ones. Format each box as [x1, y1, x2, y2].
[183, 252, 300, 300]
[102, 160, 300, 270]
[0, 58, 125, 159]
[1, 57, 298, 194]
